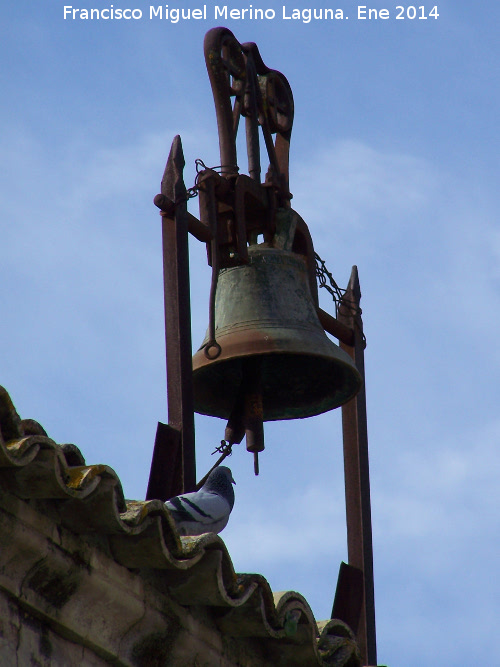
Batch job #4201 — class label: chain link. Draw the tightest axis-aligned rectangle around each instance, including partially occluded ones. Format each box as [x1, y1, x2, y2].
[315, 252, 366, 346]
[211, 439, 233, 457]
[314, 252, 345, 316]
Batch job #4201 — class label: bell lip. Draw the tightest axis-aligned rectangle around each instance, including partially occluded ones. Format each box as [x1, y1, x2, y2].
[192, 348, 363, 421]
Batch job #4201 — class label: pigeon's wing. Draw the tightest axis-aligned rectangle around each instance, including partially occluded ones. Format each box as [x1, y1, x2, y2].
[165, 496, 196, 523]
[166, 489, 230, 528]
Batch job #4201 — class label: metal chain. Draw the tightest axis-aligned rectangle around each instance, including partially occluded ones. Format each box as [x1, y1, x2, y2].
[186, 158, 239, 200]
[211, 440, 233, 457]
[315, 252, 366, 346]
[195, 440, 234, 491]
[314, 252, 345, 316]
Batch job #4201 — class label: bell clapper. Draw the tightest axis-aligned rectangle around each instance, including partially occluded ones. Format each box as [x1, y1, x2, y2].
[224, 367, 264, 476]
[242, 358, 265, 475]
[254, 451, 259, 476]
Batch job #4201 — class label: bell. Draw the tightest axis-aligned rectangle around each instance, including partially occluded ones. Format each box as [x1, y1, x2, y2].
[192, 245, 362, 424]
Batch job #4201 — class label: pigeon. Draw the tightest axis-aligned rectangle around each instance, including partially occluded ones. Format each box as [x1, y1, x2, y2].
[165, 466, 235, 536]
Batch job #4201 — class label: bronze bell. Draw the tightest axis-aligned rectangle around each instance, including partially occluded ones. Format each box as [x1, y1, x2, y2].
[192, 244, 362, 428]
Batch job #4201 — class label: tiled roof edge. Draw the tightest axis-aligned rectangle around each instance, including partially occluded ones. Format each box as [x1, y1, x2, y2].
[0, 386, 361, 666]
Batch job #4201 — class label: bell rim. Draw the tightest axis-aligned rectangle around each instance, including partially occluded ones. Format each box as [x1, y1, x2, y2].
[192, 348, 362, 421]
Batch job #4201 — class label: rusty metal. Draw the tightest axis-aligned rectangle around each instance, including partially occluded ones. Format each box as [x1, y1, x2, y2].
[242, 40, 294, 198]
[234, 174, 271, 251]
[194, 440, 234, 491]
[224, 390, 246, 447]
[338, 266, 377, 666]
[196, 170, 225, 362]
[204, 27, 294, 203]
[222, 359, 265, 476]
[203, 28, 244, 176]
[148, 135, 196, 497]
[146, 422, 181, 501]
[332, 561, 364, 634]
[241, 357, 264, 476]
[154, 193, 212, 243]
[317, 307, 355, 347]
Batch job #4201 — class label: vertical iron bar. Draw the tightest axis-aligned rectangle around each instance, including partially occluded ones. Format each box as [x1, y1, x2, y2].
[331, 561, 364, 634]
[150, 135, 196, 496]
[245, 114, 261, 182]
[244, 54, 262, 183]
[204, 28, 242, 177]
[338, 265, 377, 666]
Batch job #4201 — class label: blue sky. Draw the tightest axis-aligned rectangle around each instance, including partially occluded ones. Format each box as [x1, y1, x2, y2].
[1, 2, 499, 665]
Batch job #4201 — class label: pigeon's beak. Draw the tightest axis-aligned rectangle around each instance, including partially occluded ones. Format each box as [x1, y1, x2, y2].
[231, 475, 236, 485]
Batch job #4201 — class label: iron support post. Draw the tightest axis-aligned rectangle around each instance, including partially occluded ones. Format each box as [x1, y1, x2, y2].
[147, 135, 196, 499]
[338, 266, 377, 666]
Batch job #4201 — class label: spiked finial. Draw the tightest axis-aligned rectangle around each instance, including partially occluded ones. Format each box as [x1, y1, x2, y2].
[161, 135, 187, 204]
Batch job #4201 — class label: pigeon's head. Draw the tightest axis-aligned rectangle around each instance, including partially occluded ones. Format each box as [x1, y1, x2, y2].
[204, 466, 236, 509]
